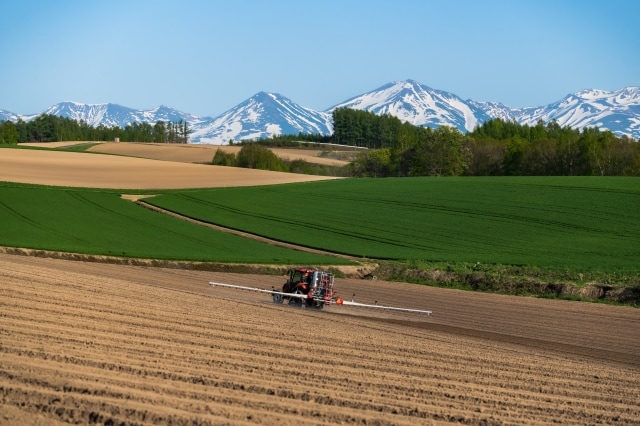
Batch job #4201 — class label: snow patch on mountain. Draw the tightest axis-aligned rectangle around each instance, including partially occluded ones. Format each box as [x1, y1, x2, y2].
[192, 92, 332, 144]
[328, 80, 489, 133]
[0, 108, 19, 122]
[2, 82, 639, 143]
[505, 86, 640, 138]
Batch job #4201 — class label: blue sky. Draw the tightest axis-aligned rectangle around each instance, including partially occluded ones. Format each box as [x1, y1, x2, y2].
[2, 0, 638, 117]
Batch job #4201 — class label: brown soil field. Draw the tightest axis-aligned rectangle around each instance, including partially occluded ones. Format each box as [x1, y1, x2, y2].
[21, 141, 351, 166]
[1, 253, 639, 425]
[0, 148, 338, 189]
[2, 145, 639, 424]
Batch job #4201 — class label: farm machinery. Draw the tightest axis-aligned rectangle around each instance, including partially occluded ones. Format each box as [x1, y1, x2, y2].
[209, 267, 432, 315]
[275, 267, 337, 308]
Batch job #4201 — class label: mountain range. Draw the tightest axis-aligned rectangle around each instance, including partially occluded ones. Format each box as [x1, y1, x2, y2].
[2, 80, 638, 143]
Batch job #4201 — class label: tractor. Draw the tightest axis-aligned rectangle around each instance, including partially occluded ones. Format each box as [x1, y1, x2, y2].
[273, 267, 336, 309]
[209, 267, 432, 315]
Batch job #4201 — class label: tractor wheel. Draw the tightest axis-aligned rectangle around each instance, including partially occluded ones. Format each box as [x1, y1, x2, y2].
[288, 290, 303, 307]
[305, 298, 319, 309]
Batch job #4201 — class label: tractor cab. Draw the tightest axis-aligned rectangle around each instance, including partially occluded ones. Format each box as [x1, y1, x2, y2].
[281, 267, 335, 308]
[288, 268, 314, 293]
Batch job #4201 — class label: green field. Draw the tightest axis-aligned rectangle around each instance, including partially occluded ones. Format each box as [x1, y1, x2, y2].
[0, 182, 349, 265]
[146, 177, 640, 273]
[1, 177, 639, 275]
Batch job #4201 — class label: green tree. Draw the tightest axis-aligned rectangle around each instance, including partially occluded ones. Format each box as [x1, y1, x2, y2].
[503, 136, 526, 175]
[350, 148, 391, 177]
[464, 138, 506, 176]
[167, 121, 176, 143]
[179, 120, 191, 144]
[520, 138, 559, 175]
[0, 121, 19, 144]
[555, 127, 581, 175]
[236, 144, 287, 171]
[615, 136, 640, 175]
[399, 126, 469, 176]
[429, 126, 470, 176]
[211, 149, 236, 166]
[153, 121, 167, 143]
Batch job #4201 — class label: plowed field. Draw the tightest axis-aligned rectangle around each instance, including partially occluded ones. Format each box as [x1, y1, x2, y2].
[2, 253, 639, 425]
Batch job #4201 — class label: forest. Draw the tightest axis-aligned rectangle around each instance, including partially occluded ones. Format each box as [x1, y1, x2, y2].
[2, 109, 639, 176]
[331, 108, 640, 177]
[0, 114, 191, 144]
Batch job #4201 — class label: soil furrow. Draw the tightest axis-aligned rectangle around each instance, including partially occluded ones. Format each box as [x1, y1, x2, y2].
[2, 253, 639, 425]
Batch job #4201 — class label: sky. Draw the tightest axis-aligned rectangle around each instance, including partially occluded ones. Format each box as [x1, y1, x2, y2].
[1, 0, 639, 117]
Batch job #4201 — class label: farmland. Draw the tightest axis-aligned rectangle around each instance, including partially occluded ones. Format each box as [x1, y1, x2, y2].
[1, 143, 639, 425]
[2, 253, 639, 425]
[0, 182, 348, 265]
[145, 176, 640, 272]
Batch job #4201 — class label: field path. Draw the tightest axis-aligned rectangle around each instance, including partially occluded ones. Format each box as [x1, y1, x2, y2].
[135, 199, 364, 263]
[2, 253, 639, 425]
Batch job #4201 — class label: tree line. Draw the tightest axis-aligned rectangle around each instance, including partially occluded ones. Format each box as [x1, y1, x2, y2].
[331, 108, 640, 177]
[3, 109, 639, 176]
[0, 114, 191, 144]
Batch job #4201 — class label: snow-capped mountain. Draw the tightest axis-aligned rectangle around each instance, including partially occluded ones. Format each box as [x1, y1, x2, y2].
[2, 81, 639, 142]
[509, 87, 640, 139]
[328, 80, 492, 133]
[0, 108, 19, 122]
[39, 102, 201, 128]
[191, 92, 332, 144]
[329, 82, 640, 140]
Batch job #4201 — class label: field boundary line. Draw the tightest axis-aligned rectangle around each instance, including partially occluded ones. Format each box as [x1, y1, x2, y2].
[133, 199, 376, 271]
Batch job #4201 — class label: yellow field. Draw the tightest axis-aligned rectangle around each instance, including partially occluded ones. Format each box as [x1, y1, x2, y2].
[1, 147, 337, 189]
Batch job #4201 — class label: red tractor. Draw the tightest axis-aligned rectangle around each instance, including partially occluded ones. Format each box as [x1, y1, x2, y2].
[273, 267, 337, 309]
[210, 268, 432, 315]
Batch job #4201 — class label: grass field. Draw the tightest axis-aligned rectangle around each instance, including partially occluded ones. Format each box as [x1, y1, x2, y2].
[0, 182, 349, 265]
[1, 175, 639, 276]
[146, 176, 640, 273]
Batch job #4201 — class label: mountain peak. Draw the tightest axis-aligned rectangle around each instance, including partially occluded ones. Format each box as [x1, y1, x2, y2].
[190, 91, 332, 144]
[329, 79, 486, 132]
[3, 82, 639, 143]
[251, 91, 281, 102]
[574, 88, 611, 99]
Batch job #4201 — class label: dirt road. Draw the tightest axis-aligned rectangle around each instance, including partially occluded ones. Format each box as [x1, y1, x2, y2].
[2, 253, 638, 425]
